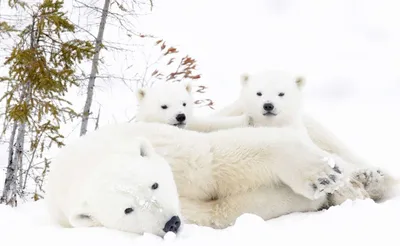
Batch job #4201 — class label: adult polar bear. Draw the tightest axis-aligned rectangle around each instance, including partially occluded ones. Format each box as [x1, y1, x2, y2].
[79, 121, 366, 229]
[212, 69, 398, 201]
[45, 135, 182, 237]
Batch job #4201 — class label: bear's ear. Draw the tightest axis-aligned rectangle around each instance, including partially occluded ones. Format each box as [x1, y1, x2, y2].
[295, 76, 305, 90]
[184, 81, 192, 94]
[137, 137, 156, 158]
[136, 88, 146, 102]
[240, 73, 250, 86]
[69, 203, 100, 228]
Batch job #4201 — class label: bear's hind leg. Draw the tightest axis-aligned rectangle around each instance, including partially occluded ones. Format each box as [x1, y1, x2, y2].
[351, 168, 398, 202]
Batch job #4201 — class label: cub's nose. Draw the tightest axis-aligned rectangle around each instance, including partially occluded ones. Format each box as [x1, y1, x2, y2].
[263, 103, 274, 111]
[175, 113, 186, 123]
[163, 215, 181, 233]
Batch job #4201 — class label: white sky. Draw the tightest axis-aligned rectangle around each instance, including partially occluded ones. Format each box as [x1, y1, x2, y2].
[137, 0, 400, 104]
[1, 0, 400, 168]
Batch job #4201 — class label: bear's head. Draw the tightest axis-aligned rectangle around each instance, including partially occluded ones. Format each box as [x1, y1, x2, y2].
[69, 137, 182, 237]
[239, 70, 305, 127]
[135, 82, 193, 128]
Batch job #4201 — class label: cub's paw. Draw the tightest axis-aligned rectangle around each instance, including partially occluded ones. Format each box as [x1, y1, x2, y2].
[246, 115, 255, 127]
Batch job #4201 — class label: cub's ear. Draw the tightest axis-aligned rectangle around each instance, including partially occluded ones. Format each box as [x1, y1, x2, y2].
[69, 202, 100, 228]
[295, 76, 306, 90]
[184, 81, 192, 94]
[136, 88, 146, 102]
[137, 137, 156, 158]
[240, 73, 250, 87]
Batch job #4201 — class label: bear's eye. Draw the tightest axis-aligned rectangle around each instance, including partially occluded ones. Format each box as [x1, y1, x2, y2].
[183, 102, 186, 107]
[124, 207, 134, 214]
[256, 92, 262, 96]
[278, 92, 285, 97]
[151, 182, 159, 190]
[161, 105, 168, 109]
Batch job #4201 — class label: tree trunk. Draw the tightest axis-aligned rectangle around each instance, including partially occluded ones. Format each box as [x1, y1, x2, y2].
[1, 81, 31, 206]
[80, 0, 110, 136]
[0, 89, 32, 207]
[0, 14, 36, 206]
[0, 122, 18, 206]
[94, 107, 101, 130]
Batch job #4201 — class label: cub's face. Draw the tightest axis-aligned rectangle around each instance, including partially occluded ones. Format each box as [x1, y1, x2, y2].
[69, 138, 182, 237]
[239, 70, 305, 127]
[135, 82, 194, 128]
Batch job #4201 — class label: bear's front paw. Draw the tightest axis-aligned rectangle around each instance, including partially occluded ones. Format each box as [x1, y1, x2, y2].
[302, 157, 345, 200]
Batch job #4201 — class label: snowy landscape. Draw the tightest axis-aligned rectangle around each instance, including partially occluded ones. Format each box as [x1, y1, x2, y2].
[1, 0, 400, 245]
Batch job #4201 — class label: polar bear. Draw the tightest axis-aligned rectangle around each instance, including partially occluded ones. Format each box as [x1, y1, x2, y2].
[212, 69, 398, 202]
[81, 121, 367, 229]
[135, 82, 250, 132]
[45, 135, 182, 237]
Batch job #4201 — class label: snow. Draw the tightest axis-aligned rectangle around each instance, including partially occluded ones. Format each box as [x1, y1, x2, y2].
[2, 197, 400, 246]
[1, 0, 400, 245]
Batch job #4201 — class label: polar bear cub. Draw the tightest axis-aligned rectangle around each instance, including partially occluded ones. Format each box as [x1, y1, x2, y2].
[45, 134, 182, 237]
[213, 69, 398, 201]
[83, 121, 367, 229]
[135, 82, 250, 132]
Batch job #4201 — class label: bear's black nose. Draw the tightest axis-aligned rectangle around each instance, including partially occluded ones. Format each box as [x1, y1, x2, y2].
[163, 216, 181, 233]
[263, 103, 274, 111]
[175, 113, 186, 123]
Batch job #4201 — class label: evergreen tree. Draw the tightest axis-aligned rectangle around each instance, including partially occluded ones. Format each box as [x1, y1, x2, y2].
[0, 0, 95, 206]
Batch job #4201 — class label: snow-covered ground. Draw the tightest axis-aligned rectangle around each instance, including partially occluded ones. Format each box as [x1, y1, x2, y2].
[1, 196, 400, 246]
[2, 0, 400, 245]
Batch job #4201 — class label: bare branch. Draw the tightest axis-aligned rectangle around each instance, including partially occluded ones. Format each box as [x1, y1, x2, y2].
[80, 0, 110, 136]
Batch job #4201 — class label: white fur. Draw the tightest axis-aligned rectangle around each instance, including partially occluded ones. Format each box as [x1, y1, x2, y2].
[238, 70, 306, 129]
[213, 69, 398, 201]
[45, 135, 181, 237]
[135, 82, 249, 132]
[78, 122, 366, 229]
